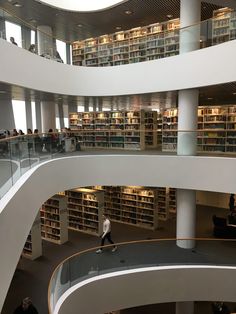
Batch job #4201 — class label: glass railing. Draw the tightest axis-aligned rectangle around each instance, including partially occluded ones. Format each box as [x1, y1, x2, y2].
[0, 129, 235, 199]
[0, 6, 236, 66]
[48, 238, 236, 313]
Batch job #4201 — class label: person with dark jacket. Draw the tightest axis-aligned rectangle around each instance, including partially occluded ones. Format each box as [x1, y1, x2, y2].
[13, 297, 38, 313]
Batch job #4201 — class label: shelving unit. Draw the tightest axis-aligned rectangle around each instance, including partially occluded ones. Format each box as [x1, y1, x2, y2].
[72, 18, 180, 67]
[162, 105, 236, 154]
[226, 105, 236, 153]
[67, 188, 104, 236]
[169, 188, 177, 214]
[69, 110, 146, 150]
[144, 111, 157, 148]
[22, 212, 42, 260]
[156, 111, 163, 147]
[41, 194, 68, 244]
[162, 108, 178, 151]
[157, 187, 169, 221]
[212, 7, 235, 45]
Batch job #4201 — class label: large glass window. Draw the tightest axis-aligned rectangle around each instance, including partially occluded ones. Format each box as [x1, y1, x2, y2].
[12, 100, 27, 132]
[5, 21, 22, 48]
[56, 39, 66, 63]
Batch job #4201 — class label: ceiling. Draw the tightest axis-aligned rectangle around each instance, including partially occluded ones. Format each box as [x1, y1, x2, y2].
[0, 81, 236, 110]
[0, 0, 223, 42]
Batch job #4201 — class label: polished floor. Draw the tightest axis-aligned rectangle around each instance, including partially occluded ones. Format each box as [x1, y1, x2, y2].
[2, 205, 236, 314]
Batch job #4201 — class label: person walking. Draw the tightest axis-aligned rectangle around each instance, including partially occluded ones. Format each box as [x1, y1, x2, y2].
[96, 214, 117, 253]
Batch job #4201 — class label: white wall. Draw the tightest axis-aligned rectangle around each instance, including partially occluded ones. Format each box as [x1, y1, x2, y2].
[55, 266, 236, 314]
[197, 191, 229, 209]
[1, 38, 236, 96]
[0, 154, 236, 312]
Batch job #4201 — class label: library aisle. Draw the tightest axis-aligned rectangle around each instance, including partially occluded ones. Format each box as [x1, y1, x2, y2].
[2, 205, 235, 314]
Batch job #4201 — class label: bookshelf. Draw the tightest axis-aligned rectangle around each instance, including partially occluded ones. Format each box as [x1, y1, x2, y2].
[169, 188, 177, 214]
[69, 110, 147, 150]
[144, 111, 157, 148]
[162, 105, 236, 154]
[72, 18, 180, 67]
[90, 186, 159, 230]
[41, 194, 68, 244]
[212, 7, 234, 45]
[157, 187, 169, 221]
[22, 212, 42, 260]
[67, 188, 104, 236]
[162, 108, 178, 151]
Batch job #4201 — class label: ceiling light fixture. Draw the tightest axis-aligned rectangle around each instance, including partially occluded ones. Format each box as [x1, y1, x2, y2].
[207, 97, 213, 100]
[124, 10, 133, 15]
[77, 24, 83, 27]
[233, 92, 236, 95]
[115, 26, 122, 30]
[13, 2, 23, 7]
[166, 14, 173, 19]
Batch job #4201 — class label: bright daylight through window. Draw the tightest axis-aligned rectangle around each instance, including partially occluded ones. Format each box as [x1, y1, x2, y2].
[37, 0, 125, 11]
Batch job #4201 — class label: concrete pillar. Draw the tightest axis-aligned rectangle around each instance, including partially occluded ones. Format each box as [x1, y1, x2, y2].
[176, 1, 201, 313]
[180, 0, 201, 54]
[66, 43, 71, 65]
[21, 25, 31, 51]
[35, 100, 42, 132]
[37, 25, 55, 57]
[177, 89, 198, 155]
[25, 100, 33, 130]
[0, 97, 15, 130]
[41, 101, 56, 132]
[58, 102, 65, 130]
[176, 189, 196, 249]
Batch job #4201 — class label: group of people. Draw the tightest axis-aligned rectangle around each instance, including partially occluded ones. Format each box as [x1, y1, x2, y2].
[9, 37, 63, 62]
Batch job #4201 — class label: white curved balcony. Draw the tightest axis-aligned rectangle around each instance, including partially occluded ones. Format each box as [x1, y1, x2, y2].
[1, 38, 236, 96]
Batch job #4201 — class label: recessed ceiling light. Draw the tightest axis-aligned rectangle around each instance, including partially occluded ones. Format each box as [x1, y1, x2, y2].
[77, 24, 83, 27]
[116, 26, 122, 30]
[167, 14, 173, 19]
[124, 10, 133, 15]
[13, 2, 23, 7]
[233, 92, 236, 95]
[29, 18, 37, 23]
[207, 97, 213, 100]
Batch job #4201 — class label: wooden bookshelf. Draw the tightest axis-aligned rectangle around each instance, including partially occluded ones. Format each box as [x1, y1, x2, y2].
[144, 111, 157, 148]
[41, 194, 68, 244]
[162, 105, 236, 154]
[22, 212, 42, 260]
[157, 187, 169, 221]
[72, 18, 180, 67]
[69, 110, 147, 150]
[169, 188, 177, 214]
[67, 188, 104, 236]
[212, 7, 233, 45]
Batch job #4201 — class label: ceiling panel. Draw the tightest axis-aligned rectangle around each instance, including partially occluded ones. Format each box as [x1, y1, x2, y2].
[0, 0, 222, 42]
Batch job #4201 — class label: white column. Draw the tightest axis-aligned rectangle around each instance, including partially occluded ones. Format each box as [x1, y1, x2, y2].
[37, 25, 55, 57]
[41, 101, 56, 132]
[176, 2, 200, 313]
[176, 301, 194, 314]
[176, 189, 196, 248]
[180, 0, 201, 53]
[177, 89, 198, 155]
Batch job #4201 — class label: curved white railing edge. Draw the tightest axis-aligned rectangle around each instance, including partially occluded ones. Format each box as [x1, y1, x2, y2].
[54, 265, 236, 314]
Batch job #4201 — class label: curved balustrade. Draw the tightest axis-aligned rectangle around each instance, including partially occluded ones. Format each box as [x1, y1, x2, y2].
[48, 238, 236, 314]
[0, 6, 236, 66]
[0, 128, 235, 200]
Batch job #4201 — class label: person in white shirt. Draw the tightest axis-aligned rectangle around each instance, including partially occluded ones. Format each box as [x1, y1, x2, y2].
[96, 215, 117, 253]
